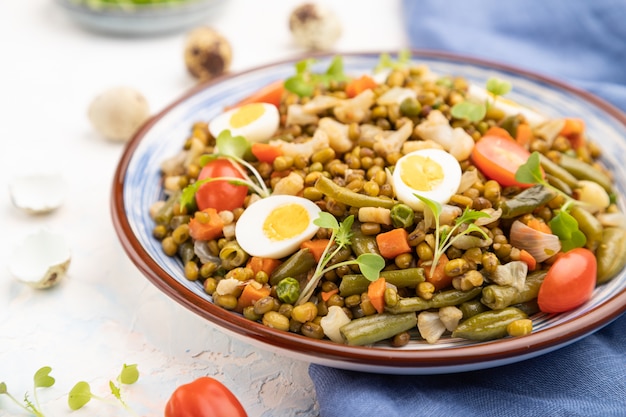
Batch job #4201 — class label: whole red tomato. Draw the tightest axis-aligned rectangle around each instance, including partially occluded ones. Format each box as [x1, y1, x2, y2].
[537, 247, 597, 313]
[164, 376, 247, 417]
[196, 159, 248, 212]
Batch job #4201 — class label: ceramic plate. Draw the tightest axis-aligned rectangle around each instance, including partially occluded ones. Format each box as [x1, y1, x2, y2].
[111, 51, 626, 374]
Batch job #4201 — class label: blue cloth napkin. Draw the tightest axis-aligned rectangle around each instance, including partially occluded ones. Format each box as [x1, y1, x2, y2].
[309, 1, 626, 416]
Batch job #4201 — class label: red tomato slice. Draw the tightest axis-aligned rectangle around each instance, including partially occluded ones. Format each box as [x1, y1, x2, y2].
[537, 248, 597, 313]
[471, 135, 534, 188]
[195, 159, 248, 212]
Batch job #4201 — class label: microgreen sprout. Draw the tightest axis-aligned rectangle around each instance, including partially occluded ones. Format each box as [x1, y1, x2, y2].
[415, 195, 490, 278]
[374, 49, 412, 73]
[284, 55, 348, 97]
[68, 364, 140, 415]
[180, 129, 270, 210]
[451, 76, 512, 122]
[0, 366, 55, 417]
[515, 151, 587, 251]
[297, 212, 385, 305]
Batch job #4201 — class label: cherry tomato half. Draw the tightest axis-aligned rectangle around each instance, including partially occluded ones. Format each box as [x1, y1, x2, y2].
[537, 248, 597, 313]
[195, 159, 248, 212]
[164, 376, 248, 417]
[471, 135, 534, 188]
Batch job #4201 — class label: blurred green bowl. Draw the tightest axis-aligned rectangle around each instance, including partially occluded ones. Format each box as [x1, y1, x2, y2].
[56, 0, 226, 36]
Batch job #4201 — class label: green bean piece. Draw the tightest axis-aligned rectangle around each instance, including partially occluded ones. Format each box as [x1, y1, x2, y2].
[390, 203, 415, 228]
[539, 154, 579, 189]
[154, 191, 181, 225]
[559, 153, 613, 193]
[499, 185, 558, 219]
[481, 270, 546, 310]
[545, 173, 573, 195]
[596, 227, 626, 284]
[270, 248, 316, 285]
[451, 307, 528, 342]
[219, 241, 249, 270]
[339, 268, 425, 297]
[385, 287, 482, 314]
[275, 277, 301, 304]
[350, 224, 381, 257]
[340, 312, 417, 346]
[511, 299, 540, 316]
[570, 205, 603, 251]
[459, 299, 489, 320]
[315, 175, 395, 209]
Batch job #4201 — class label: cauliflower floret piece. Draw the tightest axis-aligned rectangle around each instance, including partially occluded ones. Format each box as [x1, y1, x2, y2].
[415, 110, 474, 161]
[320, 305, 351, 343]
[372, 119, 414, 156]
[417, 311, 447, 344]
[439, 306, 463, 332]
[269, 128, 329, 160]
[333, 89, 375, 124]
[317, 117, 353, 153]
[272, 172, 304, 196]
[302, 95, 343, 114]
[286, 104, 319, 126]
[376, 87, 417, 106]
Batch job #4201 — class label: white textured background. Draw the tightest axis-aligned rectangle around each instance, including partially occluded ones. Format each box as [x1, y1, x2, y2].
[0, 1, 406, 416]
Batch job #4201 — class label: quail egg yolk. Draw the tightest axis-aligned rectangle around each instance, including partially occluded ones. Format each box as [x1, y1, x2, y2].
[263, 203, 310, 241]
[399, 154, 444, 191]
[229, 103, 266, 128]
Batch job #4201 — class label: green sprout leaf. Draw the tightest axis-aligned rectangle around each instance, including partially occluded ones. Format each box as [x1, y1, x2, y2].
[415, 194, 490, 276]
[356, 253, 386, 281]
[68, 381, 92, 411]
[297, 213, 385, 303]
[109, 380, 121, 401]
[215, 130, 250, 160]
[0, 382, 7, 394]
[313, 211, 340, 230]
[33, 367, 55, 389]
[450, 100, 486, 122]
[515, 151, 544, 184]
[119, 364, 139, 385]
[375, 49, 411, 72]
[486, 77, 512, 97]
[285, 56, 348, 97]
[549, 210, 587, 251]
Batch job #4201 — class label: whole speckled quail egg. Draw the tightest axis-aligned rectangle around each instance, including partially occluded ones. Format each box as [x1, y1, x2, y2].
[289, 3, 342, 51]
[184, 26, 232, 81]
[88, 86, 150, 142]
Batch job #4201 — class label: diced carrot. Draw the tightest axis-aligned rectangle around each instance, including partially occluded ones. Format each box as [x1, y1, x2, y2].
[367, 277, 386, 314]
[345, 75, 379, 98]
[484, 126, 514, 140]
[515, 123, 533, 147]
[300, 239, 330, 263]
[228, 79, 285, 109]
[559, 118, 586, 149]
[420, 254, 450, 291]
[519, 249, 537, 271]
[236, 282, 271, 312]
[246, 256, 282, 277]
[188, 208, 224, 241]
[320, 288, 339, 302]
[526, 217, 552, 234]
[560, 118, 585, 137]
[251, 142, 283, 164]
[376, 228, 412, 259]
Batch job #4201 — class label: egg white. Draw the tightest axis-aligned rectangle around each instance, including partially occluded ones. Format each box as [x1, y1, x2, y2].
[209, 102, 280, 143]
[467, 85, 547, 127]
[392, 148, 462, 211]
[235, 195, 321, 259]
